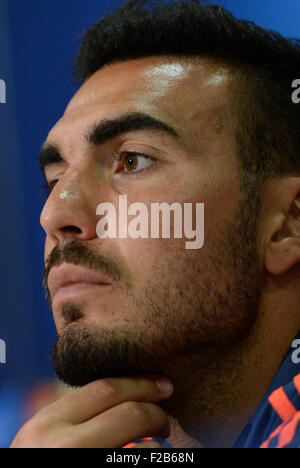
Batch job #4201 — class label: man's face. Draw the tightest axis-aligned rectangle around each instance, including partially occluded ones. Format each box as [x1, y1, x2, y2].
[40, 57, 263, 387]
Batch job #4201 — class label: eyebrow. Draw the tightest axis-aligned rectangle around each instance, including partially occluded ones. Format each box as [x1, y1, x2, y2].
[39, 144, 63, 177]
[39, 112, 179, 177]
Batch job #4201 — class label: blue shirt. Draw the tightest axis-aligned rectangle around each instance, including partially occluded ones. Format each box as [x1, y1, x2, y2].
[128, 333, 300, 448]
[234, 332, 300, 448]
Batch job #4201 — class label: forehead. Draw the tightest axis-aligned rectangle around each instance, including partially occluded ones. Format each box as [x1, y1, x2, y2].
[49, 56, 235, 145]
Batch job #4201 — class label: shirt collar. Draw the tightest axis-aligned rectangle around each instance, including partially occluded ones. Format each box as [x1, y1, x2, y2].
[233, 330, 300, 447]
[260, 330, 300, 401]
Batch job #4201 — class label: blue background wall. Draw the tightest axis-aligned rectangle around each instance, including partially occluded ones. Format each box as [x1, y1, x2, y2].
[0, 0, 299, 447]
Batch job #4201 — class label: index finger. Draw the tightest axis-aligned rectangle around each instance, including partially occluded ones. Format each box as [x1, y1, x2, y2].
[40, 376, 174, 424]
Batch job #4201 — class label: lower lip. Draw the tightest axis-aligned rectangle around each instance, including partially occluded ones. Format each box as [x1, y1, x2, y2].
[52, 283, 112, 306]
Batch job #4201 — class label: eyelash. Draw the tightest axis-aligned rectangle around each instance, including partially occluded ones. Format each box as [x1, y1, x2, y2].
[113, 151, 157, 176]
[42, 180, 58, 197]
[42, 151, 157, 196]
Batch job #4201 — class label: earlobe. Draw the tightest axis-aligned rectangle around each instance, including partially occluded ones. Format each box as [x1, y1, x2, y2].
[265, 194, 300, 276]
[265, 237, 300, 275]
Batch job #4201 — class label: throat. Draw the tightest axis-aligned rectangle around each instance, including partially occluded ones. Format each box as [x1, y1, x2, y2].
[158, 324, 281, 448]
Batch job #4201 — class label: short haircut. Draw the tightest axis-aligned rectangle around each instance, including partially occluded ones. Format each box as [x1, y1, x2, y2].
[75, 0, 300, 188]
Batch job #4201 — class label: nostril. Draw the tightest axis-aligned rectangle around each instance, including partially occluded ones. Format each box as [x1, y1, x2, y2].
[61, 226, 82, 234]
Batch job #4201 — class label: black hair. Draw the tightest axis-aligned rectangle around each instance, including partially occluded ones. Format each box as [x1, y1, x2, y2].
[75, 0, 300, 185]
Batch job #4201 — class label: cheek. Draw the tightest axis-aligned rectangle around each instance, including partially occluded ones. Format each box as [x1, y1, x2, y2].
[115, 237, 158, 282]
[115, 231, 193, 291]
[109, 184, 206, 279]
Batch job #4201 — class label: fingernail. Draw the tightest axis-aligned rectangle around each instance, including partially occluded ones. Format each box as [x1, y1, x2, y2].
[155, 377, 174, 394]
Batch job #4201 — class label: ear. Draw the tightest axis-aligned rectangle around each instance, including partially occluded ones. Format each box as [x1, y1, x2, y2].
[265, 177, 300, 275]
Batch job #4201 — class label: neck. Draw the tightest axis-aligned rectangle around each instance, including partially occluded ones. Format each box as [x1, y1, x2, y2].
[160, 314, 297, 448]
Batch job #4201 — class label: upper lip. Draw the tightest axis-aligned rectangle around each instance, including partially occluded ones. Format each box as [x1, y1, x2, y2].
[48, 263, 113, 299]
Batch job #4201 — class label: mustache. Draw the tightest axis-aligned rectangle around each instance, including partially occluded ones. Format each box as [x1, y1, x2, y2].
[43, 240, 131, 304]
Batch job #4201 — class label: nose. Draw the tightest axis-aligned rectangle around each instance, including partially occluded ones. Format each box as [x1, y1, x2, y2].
[40, 168, 100, 244]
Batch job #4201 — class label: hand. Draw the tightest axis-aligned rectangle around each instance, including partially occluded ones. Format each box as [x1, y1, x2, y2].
[10, 376, 174, 448]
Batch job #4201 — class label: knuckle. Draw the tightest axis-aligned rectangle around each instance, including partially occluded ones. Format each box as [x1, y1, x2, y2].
[121, 401, 150, 423]
[89, 380, 119, 402]
[35, 407, 53, 425]
[23, 413, 49, 437]
[12, 416, 50, 447]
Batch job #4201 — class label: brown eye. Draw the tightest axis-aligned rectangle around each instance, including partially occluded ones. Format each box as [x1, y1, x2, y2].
[124, 154, 139, 172]
[122, 152, 156, 173]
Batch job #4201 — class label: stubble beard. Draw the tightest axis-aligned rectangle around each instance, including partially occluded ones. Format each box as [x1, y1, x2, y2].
[50, 188, 263, 393]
